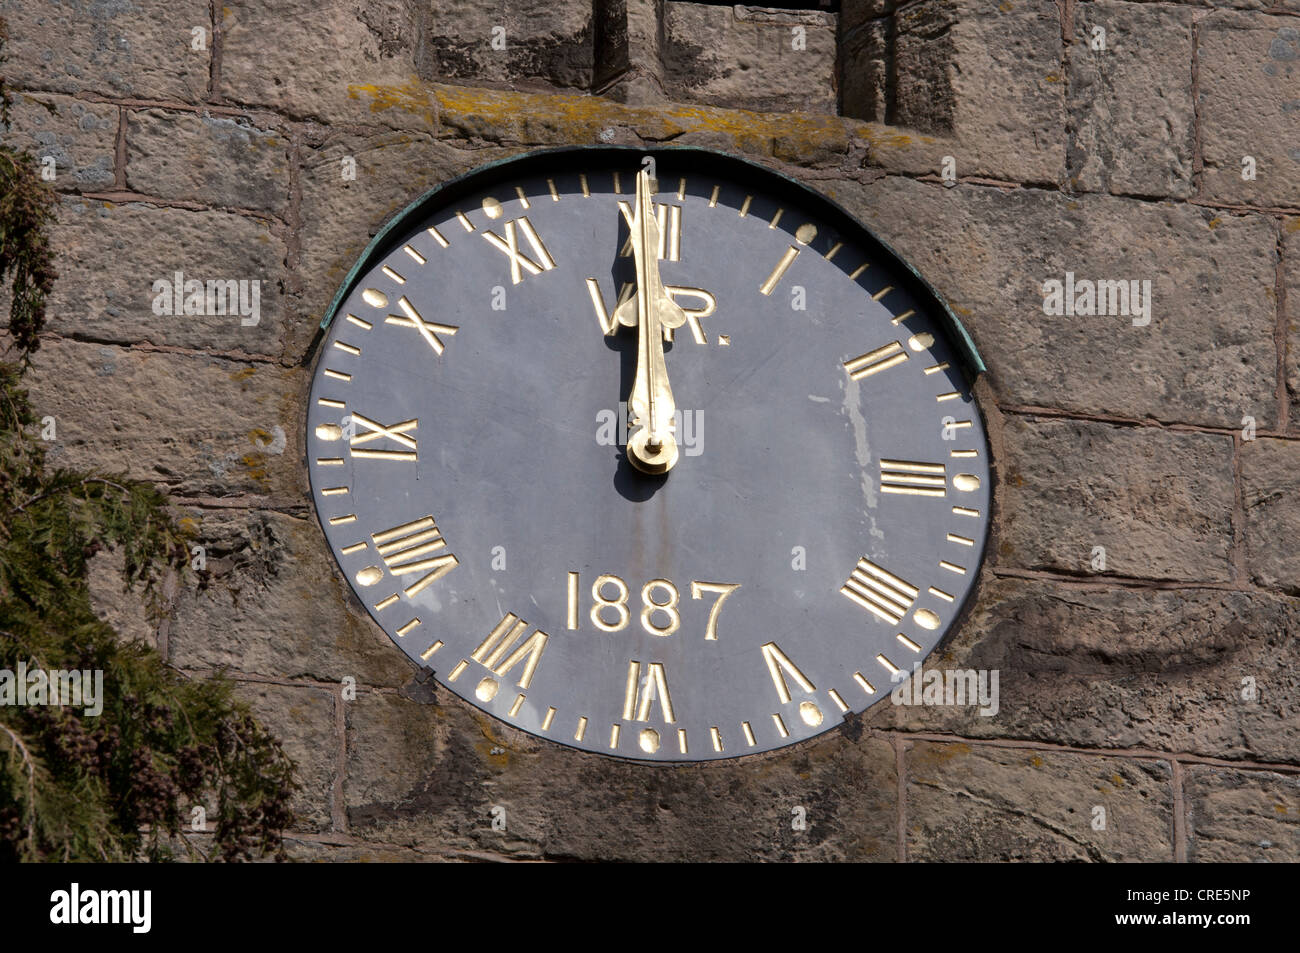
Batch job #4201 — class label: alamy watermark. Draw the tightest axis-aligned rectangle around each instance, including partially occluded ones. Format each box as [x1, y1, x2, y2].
[1042, 271, 1151, 327]
[596, 402, 704, 457]
[151, 271, 261, 326]
[0, 662, 103, 716]
[890, 662, 999, 717]
[50, 883, 150, 933]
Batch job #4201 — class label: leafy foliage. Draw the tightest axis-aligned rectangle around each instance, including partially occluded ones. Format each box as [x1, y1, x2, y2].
[0, 17, 298, 861]
[0, 17, 56, 361]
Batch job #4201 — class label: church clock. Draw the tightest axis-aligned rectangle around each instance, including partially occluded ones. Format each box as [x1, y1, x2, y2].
[305, 147, 991, 761]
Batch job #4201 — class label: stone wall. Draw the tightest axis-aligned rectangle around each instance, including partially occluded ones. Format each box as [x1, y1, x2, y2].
[1, 0, 1297, 861]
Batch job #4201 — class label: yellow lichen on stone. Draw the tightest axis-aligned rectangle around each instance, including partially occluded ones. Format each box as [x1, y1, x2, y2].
[346, 76, 439, 128]
[350, 77, 866, 159]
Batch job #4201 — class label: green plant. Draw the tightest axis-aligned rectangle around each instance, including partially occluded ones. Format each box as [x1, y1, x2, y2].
[0, 16, 298, 862]
[0, 16, 54, 361]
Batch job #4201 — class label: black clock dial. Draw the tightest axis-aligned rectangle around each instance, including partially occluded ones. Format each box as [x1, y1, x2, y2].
[306, 147, 991, 762]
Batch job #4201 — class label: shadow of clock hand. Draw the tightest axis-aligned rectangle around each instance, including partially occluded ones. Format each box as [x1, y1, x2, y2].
[613, 449, 664, 501]
[605, 328, 672, 502]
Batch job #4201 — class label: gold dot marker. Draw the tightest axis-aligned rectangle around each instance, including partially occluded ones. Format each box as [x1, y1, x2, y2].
[475, 677, 499, 702]
[914, 609, 941, 630]
[799, 701, 823, 727]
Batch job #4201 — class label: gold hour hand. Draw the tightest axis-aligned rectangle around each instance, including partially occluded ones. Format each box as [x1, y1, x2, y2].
[617, 162, 687, 475]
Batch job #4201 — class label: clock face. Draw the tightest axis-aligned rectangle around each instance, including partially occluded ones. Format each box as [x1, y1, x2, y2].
[306, 147, 991, 762]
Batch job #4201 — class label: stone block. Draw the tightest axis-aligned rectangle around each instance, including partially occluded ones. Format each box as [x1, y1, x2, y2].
[126, 108, 290, 214]
[1184, 765, 1300, 861]
[841, 13, 889, 122]
[906, 741, 1174, 861]
[1287, 218, 1300, 429]
[345, 686, 899, 861]
[85, 548, 157, 648]
[426, 0, 594, 91]
[1240, 437, 1300, 593]
[662, 3, 838, 115]
[1199, 12, 1300, 208]
[0, 91, 117, 190]
[1068, 1, 1195, 198]
[235, 681, 338, 832]
[44, 197, 286, 355]
[23, 338, 305, 500]
[997, 416, 1235, 582]
[0, 0, 209, 102]
[865, 574, 1300, 766]
[894, 0, 1065, 183]
[218, 0, 428, 128]
[168, 508, 414, 687]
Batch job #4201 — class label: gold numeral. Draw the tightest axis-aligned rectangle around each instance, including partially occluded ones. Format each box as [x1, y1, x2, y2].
[585, 278, 636, 336]
[586, 279, 716, 344]
[567, 571, 580, 630]
[640, 579, 681, 637]
[880, 459, 947, 497]
[471, 612, 549, 689]
[761, 642, 815, 704]
[482, 215, 556, 284]
[690, 581, 741, 641]
[574, 572, 738, 639]
[758, 224, 816, 296]
[845, 341, 908, 380]
[384, 295, 458, 356]
[662, 286, 715, 344]
[759, 246, 800, 296]
[349, 412, 417, 462]
[590, 574, 631, 632]
[618, 201, 681, 260]
[840, 557, 918, 624]
[623, 660, 675, 723]
[367, 515, 458, 600]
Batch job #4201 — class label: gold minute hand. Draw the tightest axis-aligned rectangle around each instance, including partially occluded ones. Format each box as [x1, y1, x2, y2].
[617, 162, 687, 475]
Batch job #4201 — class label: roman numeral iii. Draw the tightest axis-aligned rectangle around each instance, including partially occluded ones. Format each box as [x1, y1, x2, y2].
[879, 459, 947, 497]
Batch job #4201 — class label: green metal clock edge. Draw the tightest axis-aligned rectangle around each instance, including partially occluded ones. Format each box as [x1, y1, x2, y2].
[317, 145, 986, 376]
